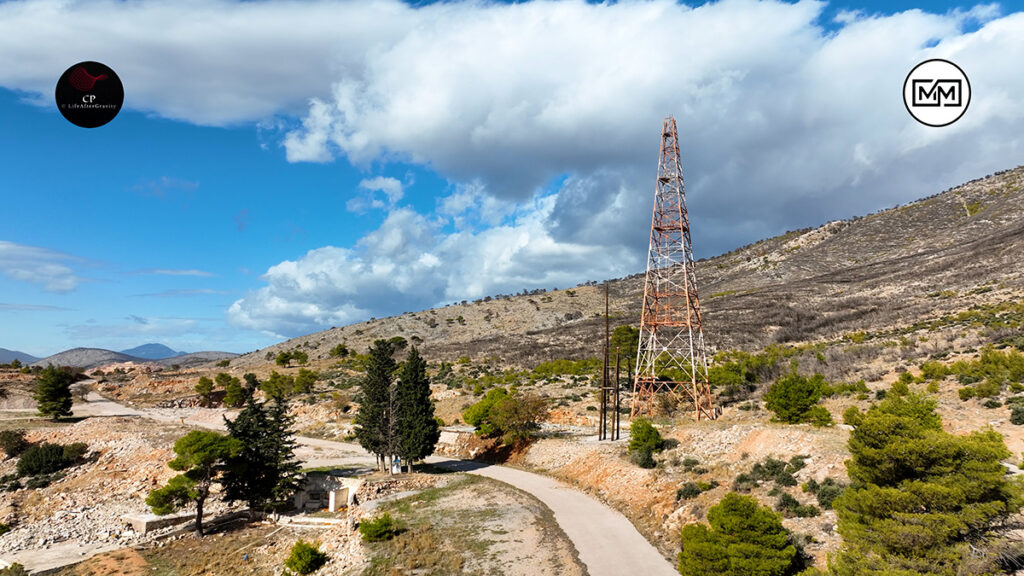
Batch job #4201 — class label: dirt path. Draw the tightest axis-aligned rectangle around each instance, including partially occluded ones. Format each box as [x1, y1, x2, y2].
[10, 391, 678, 576]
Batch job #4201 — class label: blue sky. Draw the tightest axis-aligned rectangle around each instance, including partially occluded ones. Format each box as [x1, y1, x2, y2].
[1, 0, 1023, 357]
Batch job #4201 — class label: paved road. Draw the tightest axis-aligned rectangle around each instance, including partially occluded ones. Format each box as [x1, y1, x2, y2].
[9, 390, 679, 576]
[429, 457, 679, 576]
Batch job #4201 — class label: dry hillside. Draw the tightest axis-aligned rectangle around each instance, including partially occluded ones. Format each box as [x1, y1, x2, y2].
[226, 165, 1024, 371]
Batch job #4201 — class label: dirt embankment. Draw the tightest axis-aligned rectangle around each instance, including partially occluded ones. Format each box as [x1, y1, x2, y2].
[522, 422, 850, 567]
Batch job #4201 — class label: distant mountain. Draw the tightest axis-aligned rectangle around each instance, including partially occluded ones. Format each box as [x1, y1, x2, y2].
[30, 347, 239, 370]
[119, 343, 186, 360]
[0, 348, 40, 364]
[32, 348, 144, 370]
[156, 351, 239, 368]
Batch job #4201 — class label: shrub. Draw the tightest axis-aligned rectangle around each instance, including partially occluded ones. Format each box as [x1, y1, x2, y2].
[732, 473, 757, 492]
[920, 360, 949, 381]
[62, 442, 88, 462]
[0, 563, 28, 576]
[1011, 406, 1024, 425]
[463, 388, 508, 435]
[25, 474, 59, 490]
[802, 478, 846, 510]
[0, 430, 28, 457]
[17, 443, 69, 476]
[983, 399, 1002, 409]
[359, 513, 398, 542]
[958, 386, 975, 401]
[764, 371, 833, 426]
[628, 418, 665, 469]
[677, 482, 703, 500]
[284, 539, 329, 574]
[328, 343, 349, 358]
[0, 522, 9, 536]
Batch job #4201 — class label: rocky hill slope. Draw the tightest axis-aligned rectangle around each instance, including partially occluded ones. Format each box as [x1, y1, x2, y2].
[230, 166, 1024, 371]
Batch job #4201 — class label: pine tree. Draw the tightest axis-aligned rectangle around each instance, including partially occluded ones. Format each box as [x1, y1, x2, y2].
[34, 365, 74, 420]
[223, 376, 247, 408]
[678, 492, 801, 576]
[195, 376, 214, 407]
[831, 393, 1021, 575]
[395, 347, 440, 471]
[146, 430, 241, 535]
[355, 340, 396, 471]
[222, 397, 302, 515]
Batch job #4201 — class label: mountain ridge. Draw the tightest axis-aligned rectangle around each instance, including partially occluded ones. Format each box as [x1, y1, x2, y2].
[0, 348, 39, 364]
[223, 165, 1024, 372]
[119, 343, 186, 360]
[31, 347, 239, 370]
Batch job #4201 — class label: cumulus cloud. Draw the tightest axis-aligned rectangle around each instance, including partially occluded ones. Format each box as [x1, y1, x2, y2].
[0, 241, 82, 293]
[228, 195, 631, 336]
[346, 176, 407, 212]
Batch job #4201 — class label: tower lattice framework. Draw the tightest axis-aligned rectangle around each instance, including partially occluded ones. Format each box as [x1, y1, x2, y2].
[631, 117, 716, 420]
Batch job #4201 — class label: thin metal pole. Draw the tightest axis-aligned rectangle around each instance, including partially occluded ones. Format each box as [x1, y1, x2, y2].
[614, 350, 621, 440]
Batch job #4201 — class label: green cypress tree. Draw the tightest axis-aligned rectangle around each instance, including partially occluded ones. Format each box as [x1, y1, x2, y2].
[222, 397, 302, 514]
[265, 398, 303, 509]
[355, 340, 396, 471]
[34, 365, 74, 420]
[831, 393, 1021, 575]
[222, 397, 273, 511]
[395, 347, 440, 471]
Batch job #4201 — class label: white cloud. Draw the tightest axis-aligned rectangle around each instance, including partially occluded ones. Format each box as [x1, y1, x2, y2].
[144, 269, 216, 277]
[228, 195, 631, 336]
[0, 241, 81, 293]
[346, 176, 407, 212]
[5, 0, 1024, 335]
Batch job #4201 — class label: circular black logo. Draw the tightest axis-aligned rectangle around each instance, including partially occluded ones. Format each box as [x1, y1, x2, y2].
[55, 61, 124, 128]
[903, 58, 970, 127]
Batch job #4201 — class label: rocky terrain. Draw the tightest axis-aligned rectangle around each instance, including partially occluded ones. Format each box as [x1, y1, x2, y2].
[3, 167, 1024, 574]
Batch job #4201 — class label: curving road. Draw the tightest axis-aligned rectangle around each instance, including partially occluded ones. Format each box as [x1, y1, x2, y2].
[58, 390, 680, 576]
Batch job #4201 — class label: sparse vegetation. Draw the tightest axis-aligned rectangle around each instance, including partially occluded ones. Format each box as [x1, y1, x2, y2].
[802, 478, 846, 510]
[284, 539, 329, 574]
[360, 513, 399, 542]
[628, 417, 665, 468]
[16, 441, 86, 477]
[0, 429, 28, 457]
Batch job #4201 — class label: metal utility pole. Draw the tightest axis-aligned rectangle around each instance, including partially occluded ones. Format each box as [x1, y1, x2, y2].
[631, 117, 716, 420]
[599, 283, 620, 440]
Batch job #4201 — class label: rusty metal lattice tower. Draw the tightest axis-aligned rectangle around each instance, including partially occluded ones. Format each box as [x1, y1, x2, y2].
[631, 117, 716, 420]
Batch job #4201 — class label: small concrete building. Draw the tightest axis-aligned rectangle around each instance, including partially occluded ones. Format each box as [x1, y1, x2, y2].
[294, 470, 363, 512]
